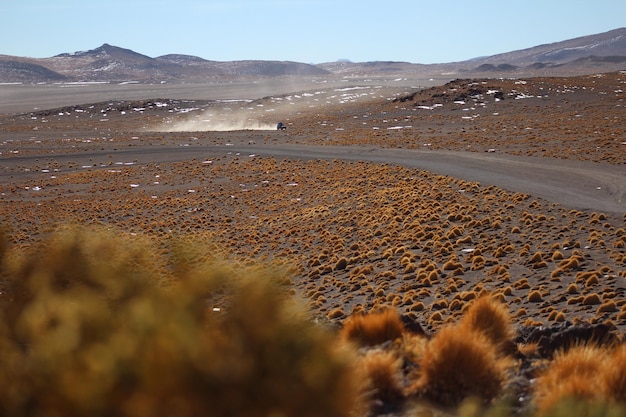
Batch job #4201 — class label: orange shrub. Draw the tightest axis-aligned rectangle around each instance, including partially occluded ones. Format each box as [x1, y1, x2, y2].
[603, 344, 626, 403]
[340, 308, 404, 347]
[0, 226, 361, 417]
[458, 295, 513, 349]
[408, 325, 510, 406]
[534, 345, 606, 414]
[358, 350, 404, 405]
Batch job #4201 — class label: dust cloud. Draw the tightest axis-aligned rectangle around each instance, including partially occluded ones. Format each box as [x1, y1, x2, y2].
[152, 81, 381, 132]
[159, 116, 277, 132]
[155, 105, 280, 132]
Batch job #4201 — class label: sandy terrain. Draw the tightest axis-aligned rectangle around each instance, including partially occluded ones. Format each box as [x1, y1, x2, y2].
[0, 72, 625, 336]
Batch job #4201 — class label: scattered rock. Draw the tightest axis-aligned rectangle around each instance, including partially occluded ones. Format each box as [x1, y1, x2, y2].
[516, 321, 619, 357]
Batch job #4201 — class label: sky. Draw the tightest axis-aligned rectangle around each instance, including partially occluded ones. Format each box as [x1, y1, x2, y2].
[1, 1, 625, 64]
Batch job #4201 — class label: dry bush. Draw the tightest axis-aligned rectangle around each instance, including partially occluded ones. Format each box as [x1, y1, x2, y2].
[358, 350, 404, 405]
[528, 290, 543, 302]
[340, 308, 404, 347]
[402, 332, 428, 364]
[458, 295, 514, 350]
[0, 226, 360, 417]
[408, 324, 510, 406]
[534, 345, 607, 414]
[603, 344, 626, 403]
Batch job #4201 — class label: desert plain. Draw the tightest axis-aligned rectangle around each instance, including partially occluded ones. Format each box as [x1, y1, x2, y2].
[0, 71, 625, 414]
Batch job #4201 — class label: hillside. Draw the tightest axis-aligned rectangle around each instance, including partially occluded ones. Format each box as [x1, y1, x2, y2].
[472, 27, 626, 65]
[0, 43, 329, 83]
[319, 27, 626, 77]
[0, 28, 625, 83]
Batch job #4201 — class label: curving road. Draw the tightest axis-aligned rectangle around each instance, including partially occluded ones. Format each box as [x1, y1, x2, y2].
[225, 143, 625, 214]
[3, 142, 625, 215]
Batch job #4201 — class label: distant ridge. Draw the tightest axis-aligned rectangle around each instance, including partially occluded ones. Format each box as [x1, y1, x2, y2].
[0, 43, 329, 83]
[156, 54, 214, 65]
[0, 28, 625, 83]
[0, 59, 68, 83]
[470, 27, 626, 66]
[318, 27, 626, 77]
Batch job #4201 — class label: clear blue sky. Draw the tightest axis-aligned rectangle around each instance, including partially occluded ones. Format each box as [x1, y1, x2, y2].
[2, 1, 625, 64]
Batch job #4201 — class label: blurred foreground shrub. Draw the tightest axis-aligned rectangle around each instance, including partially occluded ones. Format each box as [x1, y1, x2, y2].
[533, 344, 626, 417]
[0, 226, 359, 417]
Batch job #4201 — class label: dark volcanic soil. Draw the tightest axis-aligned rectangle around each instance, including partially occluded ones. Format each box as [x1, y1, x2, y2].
[0, 72, 625, 336]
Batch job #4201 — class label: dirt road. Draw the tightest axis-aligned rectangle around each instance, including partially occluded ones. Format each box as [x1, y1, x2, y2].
[4, 140, 624, 215]
[163, 143, 626, 214]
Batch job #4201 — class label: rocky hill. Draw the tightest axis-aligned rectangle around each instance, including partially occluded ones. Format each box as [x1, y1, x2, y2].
[319, 28, 626, 77]
[1, 27, 625, 83]
[0, 43, 329, 83]
[471, 27, 626, 66]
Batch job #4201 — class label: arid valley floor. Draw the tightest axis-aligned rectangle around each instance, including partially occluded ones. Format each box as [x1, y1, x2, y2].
[1, 71, 625, 415]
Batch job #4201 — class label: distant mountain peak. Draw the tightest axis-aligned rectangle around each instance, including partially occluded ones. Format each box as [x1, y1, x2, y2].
[55, 43, 153, 61]
[93, 43, 115, 53]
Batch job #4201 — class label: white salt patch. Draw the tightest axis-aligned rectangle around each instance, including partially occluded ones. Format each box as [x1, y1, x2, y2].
[334, 86, 371, 92]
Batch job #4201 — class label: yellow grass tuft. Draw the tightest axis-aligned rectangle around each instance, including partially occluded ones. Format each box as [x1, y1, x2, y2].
[534, 342, 626, 414]
[409, 301, 425, 312]
[551, 250, 565, 261]
[528, 290, 543, 302]
[559, 256, 581, 270]
[334, 257, 349, 271]
[408, 324, 510, 406]
[443, 259, 463, 271]
[340, 308, 405, 347]
[528, 251, 545, 264]
[327, 307, 346, 320]
[597, 301, 618, 314]
[458, 295, 514, 349]
[358, 350, 404, 405]
[534, 345, 606, 414]
[518, 342, 540, 358]
[582, 293, 602, 305]
[603, 344, 626, 403]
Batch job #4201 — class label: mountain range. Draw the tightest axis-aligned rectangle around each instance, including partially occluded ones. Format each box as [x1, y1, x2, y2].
[1, 27, 625, 83]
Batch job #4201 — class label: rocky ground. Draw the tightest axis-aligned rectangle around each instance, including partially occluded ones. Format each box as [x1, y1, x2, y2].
[0, 70, 625, 414]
